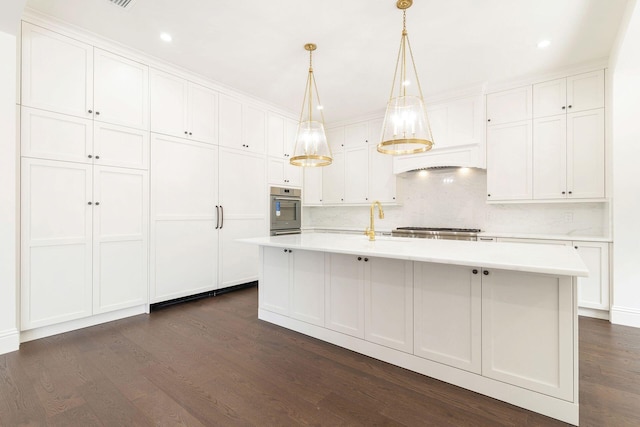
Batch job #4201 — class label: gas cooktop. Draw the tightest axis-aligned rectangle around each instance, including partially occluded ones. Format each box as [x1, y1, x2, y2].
[391, 227, 481, 241]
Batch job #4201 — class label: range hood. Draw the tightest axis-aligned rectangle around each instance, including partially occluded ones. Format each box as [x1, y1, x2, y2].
[392, 144, 486, 174]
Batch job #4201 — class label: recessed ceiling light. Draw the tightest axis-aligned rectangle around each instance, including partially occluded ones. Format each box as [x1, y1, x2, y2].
[537, 39, 551, 49]
[160, 32, 172, 42]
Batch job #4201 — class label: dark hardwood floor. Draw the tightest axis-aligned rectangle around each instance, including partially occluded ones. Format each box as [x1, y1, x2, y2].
[1, 286, 639, 426]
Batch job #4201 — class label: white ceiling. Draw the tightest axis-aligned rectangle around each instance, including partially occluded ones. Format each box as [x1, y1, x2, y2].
[24, 0, 628, 123]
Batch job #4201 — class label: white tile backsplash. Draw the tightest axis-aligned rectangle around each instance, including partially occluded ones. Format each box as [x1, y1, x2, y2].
[304, 168, 610, 237]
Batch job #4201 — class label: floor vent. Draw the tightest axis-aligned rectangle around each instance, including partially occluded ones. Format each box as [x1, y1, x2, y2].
[106, 0, 138, 9]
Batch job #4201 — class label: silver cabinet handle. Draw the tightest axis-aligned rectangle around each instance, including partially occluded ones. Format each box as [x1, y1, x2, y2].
[220, 205, 224, 229]
[215, 205, 220, 229]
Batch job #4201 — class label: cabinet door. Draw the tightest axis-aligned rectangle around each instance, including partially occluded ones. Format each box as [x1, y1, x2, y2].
[285, 162, 303, 188]
[533, 78, 567, 118]
[284, 118, 299, 158]
[267, 113, 286, 158]
[21, 106, 93, 163]
[574, 241, 609, 310]
[365, 258, 413, 353]
[93, 166, 148, 313]
[150, 135, 218, 302]
[344, 122, 368, 147]
[21, 23, 93, 118]
[267, 157, 286, 185]
[303, 167, 323, 205]
[533, 115, 567, 199]
[188, 83, 218, 144]
[21, 158, 93, 329]
[321, 150, 345, 204]
[486, 86, 532, 125]
[326, 126, 345, 151]
[344, 147, 369, 203]
[326, 254, 365, 338]
[414, 263, 481, 373]
[149, 70, 188, 139]
[243, 104, 266, 154]
[566, 70, 605, 113]
[94, 122, 149, 169]
[482, 269, 574, 401]
[567, 109, 605, 199]
[260, 246, 290, 315]
[369, 144, 396, 203]
[218, 149, 266, 288]
[93, 48, 149, 130]
[486, 120, 532, 200]
[219, 95, 243, 149]
[290, 250, 325, 326]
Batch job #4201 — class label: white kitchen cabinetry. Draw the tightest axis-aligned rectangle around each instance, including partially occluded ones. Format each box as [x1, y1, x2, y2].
[267, 114, 302, 187]
[566, 109, 605, 199]
[486, 86, 532, 125]
[92, 166, 148, 314]
[150, 69, 218, 144]
[219, 95, 266, 154]
[326, 253, 365, 338]
[573, 241, 610, 312]
[218, 148, 267, 288]
[21, 158, 148, 329]
[21, 106, 149, 170]
[303, 167, 323, 205]
[496, 237, 610, 316]
[321, 150, 345, 204]
[22, 23, 149, 130]
[482, 268, 574, 401]
[364, 257, 413, 353]
[260, 247, 325, 326]
[486, 120, 533, 200]
[414, 262, 481, 373]
[150, 134, 219, 302]
[344, 146, 369, 203]
[533, 71, 605, 118]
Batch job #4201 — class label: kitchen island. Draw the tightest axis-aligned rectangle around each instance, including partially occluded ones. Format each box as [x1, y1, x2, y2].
[241, 233, 589, 425]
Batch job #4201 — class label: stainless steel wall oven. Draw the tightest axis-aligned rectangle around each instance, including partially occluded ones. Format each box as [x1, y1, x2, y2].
[270, 187, 302, 235]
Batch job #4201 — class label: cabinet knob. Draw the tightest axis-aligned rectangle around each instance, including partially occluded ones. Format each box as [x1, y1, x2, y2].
[284, 249, 287, 253]
[87, 201, 92, 205]
[568, 105, 572, 109]
[357, 256, 362, 261]
[95, 111, 100, 115]
[88, 109, 92, 114]
[88, 154, 92, 158]
[472, 269, 478, 274]
[562, 106, 566, 110]
[487, 194, 491, 197]
[568, 191, 573, 195]
[185, 131, 188, 135]
[189, 132, 192, 135]
[95, 155, 100, 159]
[575, 246, 578, 249]
[288, 249, 292, 253]
[483, 270, 489, 276]
[562, 191, 566, 195]
[364, 258, 369, 262]
[487, 119, 491, 122]
[95, 202, 100, 206]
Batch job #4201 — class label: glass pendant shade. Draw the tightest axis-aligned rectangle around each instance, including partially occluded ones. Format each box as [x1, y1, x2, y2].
[378, 0, 434, 155]
[290, 43, 332, 167]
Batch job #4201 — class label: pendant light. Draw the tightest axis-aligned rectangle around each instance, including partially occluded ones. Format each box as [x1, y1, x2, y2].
[378, 0, 434, 155]
[290, 43, 332, 167]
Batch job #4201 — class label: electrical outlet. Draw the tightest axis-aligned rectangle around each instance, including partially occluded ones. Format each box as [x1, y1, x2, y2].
[564, 212, 573, 223]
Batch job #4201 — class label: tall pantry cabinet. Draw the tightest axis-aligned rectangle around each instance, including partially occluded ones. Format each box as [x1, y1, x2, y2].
[20, 23, 150, 330]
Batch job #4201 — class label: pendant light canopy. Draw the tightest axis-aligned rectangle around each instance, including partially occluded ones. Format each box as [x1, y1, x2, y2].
[290, 43, 332, 167]
[378, 0, 434, 155]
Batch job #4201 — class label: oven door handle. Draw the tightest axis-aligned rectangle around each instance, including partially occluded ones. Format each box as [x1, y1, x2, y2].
[273, 196, 301, 201]
[272, 230, 302, 236]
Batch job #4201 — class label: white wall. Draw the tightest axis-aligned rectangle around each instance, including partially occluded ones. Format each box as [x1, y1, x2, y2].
[0, 5, 23, 354]
[306, 168, 609, 237]
[610, 0, 640, 327]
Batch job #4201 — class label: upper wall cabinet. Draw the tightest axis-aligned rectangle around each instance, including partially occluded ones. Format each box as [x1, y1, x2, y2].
[22, 23, 149, 130]
[150, 69, 218, 144]
[486, 86, 532, 125]
[533, 70, 605, 118]
[219, 95, 265, 154]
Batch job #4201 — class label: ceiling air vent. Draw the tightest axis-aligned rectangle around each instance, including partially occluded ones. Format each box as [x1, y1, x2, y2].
[106, 0, 138, 9]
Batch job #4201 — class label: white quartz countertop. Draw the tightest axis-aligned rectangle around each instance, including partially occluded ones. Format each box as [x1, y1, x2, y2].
[241, 233, 589, 277]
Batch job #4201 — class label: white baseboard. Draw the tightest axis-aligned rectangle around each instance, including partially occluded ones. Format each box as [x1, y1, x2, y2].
[610, 306, 640, 328]
[0, 329, 20, 355]
[578, 307, 610, 320]
[20, 305, 147, 343]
